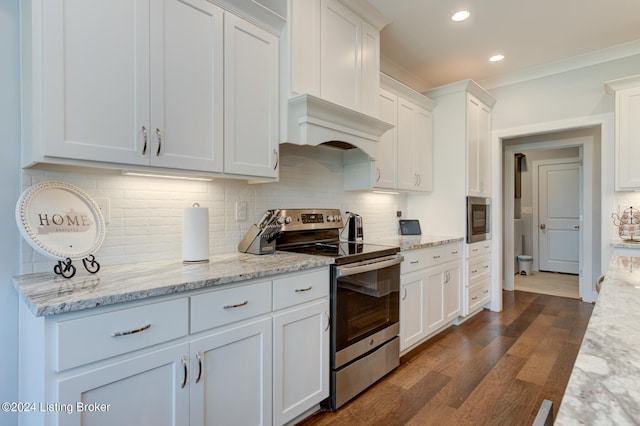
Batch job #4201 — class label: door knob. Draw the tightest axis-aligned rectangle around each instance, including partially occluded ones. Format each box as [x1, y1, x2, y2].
[540, 224, 546, 230]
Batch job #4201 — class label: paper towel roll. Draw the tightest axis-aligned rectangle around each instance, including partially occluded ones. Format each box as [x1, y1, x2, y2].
[182, 205, 209, 263]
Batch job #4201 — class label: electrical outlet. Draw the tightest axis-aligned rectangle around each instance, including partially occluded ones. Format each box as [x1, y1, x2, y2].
[235, 201, 247, 221]
[94, 198, 111, 224]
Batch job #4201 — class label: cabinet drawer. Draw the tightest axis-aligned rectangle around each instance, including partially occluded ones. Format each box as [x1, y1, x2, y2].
[273, 268, 329, 311]
[444, 243, 463, 263]
[467, 241, 491, 258]
[468, 278, 490, 313]
[468, 256, 491, 282]
[191, 281, 272, 334]
[56, 298, 188, 371]
[401, 246, 445, 274]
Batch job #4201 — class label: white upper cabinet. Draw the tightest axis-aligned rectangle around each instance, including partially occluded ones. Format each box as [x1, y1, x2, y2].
[151, 0, 224, 172]
[22, 0, 281, 179]
[605, 75, 640, 190]
[397, 98, 433, 192]
[467, 93, 492, 197]
[287, 0, 383, 115]
[223, 13, 279, 178]
[343, 74, 435, 192]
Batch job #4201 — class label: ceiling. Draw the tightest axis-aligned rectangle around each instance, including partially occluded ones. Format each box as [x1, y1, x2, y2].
[367, 0, 640, 91]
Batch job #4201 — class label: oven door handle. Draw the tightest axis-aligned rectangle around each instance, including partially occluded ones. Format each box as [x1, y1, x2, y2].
[336, 255, 404, 278]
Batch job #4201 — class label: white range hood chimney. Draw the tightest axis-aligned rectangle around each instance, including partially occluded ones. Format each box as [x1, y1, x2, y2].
[286, 94, 395, 159]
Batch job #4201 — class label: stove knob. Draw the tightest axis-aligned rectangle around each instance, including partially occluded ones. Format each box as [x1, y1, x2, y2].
[326, 216, 334, 223]
[284, 216, 292, 224]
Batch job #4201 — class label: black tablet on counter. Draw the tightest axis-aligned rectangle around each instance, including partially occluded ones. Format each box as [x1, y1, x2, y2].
[399, 219, 421, 235]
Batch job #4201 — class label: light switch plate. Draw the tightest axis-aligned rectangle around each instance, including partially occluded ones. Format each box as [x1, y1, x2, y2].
[236, 201, 247, 221]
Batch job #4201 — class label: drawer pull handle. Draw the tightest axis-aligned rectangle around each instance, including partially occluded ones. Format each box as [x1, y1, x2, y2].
[433, 255, 440, 259]
[472, 296, 478, 301]
[471, 269, 478, 273]
[195, 352, 203, 384]
[402, 288, 408, 301]
[181, 356, 188, 389]
[295, 286, 312, 292]
[224, 300, 249, 309]
[451, 251, 459, 255]
[483, 265, 489, 269]
[410, 260, 420, 264]
[472, 248, 479, 252]
[111, 323, 151, 337]
[483, 290, 489, 294]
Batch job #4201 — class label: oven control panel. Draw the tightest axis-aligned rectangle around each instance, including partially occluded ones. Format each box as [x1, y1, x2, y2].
[276, 209, 343, 232]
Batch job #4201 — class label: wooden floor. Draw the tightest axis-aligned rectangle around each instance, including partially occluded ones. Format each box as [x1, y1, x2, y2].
[298, 290, 594, 426]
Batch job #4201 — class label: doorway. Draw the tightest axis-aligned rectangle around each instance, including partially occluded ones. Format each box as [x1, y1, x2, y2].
[501, 126, 600, 302]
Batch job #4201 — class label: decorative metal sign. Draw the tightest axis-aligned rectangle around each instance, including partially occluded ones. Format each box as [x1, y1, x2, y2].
[15, 181, 105, 278]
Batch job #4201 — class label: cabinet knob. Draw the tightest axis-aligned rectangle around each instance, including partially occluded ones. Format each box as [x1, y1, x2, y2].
[540, 223, 546, 230]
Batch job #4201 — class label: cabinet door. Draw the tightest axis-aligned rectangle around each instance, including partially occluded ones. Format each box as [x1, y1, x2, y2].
[41, 0, 149, 165]
[361, 20, 380, 117]
[414, 106, 434, 192]
[397, 99, 432, 192]
[149, 0, 224, 172]
[443, 263, 462, 322]
[375, 89, 398, 189]
[273, 299, 329, 425]
[400, 270, 426, 351]
[320, 0, 361, 111]
[616, 86, 640, 189]
[425, 268, 445, 334]
[467, 94, 491, 196]
[190, 317, 272, 426]
[397, 98, 418, 190]
[57, 343, 190, 426]
[224, 13, 279, 177]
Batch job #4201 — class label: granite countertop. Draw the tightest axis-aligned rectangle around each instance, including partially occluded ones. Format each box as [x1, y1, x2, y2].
[13, 251, 334, 317]
[369, 235, 464, 251]
[556, 255, 640, 425]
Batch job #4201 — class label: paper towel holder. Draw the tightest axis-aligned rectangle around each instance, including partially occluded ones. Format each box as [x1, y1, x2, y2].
[182, 202, 210, 264]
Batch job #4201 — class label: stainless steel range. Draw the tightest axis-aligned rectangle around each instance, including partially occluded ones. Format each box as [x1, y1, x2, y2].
[274, 208, 403, 410]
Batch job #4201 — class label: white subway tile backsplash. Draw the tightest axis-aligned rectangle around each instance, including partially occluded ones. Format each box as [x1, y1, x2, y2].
[19, 144, 407, 273]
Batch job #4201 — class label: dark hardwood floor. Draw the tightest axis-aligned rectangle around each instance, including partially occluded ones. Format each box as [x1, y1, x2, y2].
[298, 290, 594, 426]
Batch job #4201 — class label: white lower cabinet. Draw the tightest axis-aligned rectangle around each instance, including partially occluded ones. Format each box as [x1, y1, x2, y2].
[273, 299, 329, 425]
[464, 241, 492, 316]
[18, 267, 329, 426]
[400, 243, 462, 353]
[190, 317, 272, 426]
[57, 342, 190, 426]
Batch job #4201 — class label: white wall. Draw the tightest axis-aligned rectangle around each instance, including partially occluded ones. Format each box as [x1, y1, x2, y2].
[0, 1, 21, 424]
[490, 54, 640, 283]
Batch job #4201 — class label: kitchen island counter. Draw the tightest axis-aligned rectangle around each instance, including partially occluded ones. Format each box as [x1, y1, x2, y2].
[556, 255, 640, 425]
[13, 251, 334, 317]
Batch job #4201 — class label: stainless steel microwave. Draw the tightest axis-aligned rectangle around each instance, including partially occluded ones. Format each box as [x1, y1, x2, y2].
[467, 196, 491, 243]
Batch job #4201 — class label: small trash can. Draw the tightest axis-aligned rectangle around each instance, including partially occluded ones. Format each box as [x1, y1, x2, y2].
[517, 255, 533, 276]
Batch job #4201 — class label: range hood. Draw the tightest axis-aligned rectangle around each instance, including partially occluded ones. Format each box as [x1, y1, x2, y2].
[286, 94, 395, 159]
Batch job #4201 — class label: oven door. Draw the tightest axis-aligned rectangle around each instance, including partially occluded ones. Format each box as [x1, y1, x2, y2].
[332, 255, 402, 369]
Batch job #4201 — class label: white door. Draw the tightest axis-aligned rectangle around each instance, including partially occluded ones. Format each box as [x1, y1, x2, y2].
[538, 162, 580, 274]
[150, 0, 224, 172]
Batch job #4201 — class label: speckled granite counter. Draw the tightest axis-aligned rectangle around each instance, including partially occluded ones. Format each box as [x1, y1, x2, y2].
[369, 235, 464, 251]
[556, 255, 640, 425]
[13, 251, 334, 317]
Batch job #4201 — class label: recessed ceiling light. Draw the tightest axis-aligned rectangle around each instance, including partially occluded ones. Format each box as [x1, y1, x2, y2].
[451, 10, 470, 22]
[489, 54, 505, 62]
